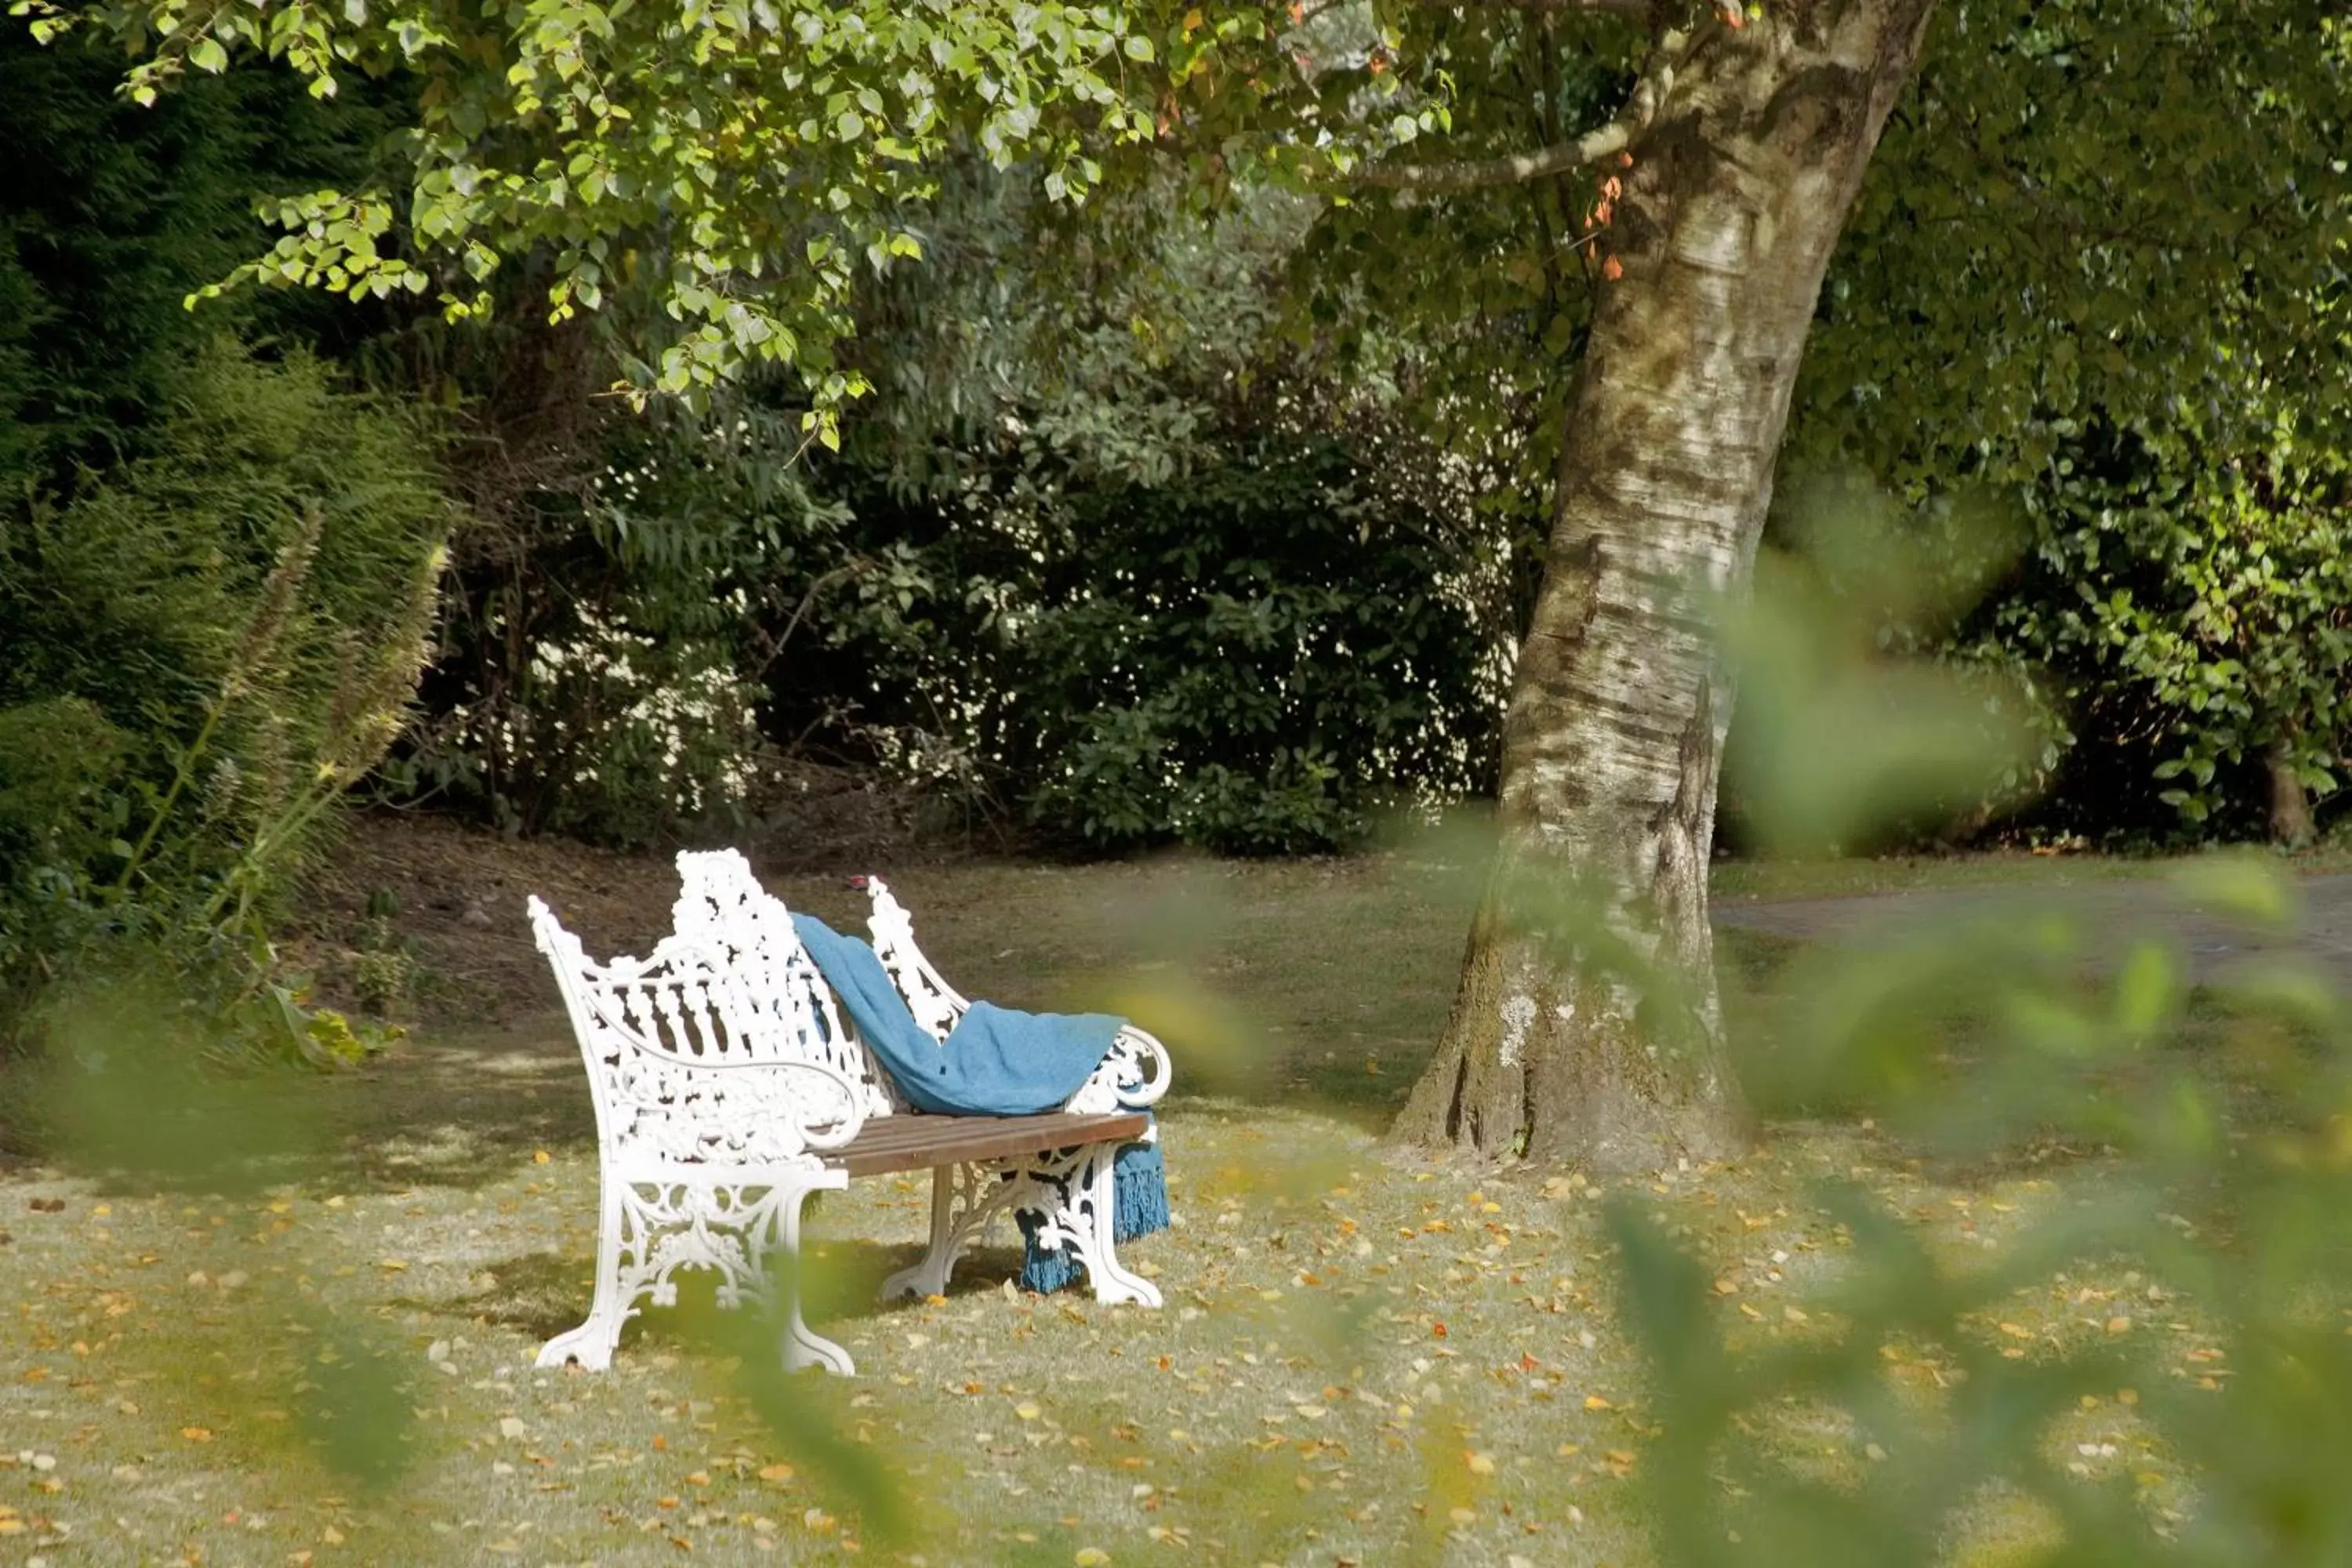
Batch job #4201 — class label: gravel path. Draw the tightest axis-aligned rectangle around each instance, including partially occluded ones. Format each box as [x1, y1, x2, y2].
[1714, 870, 2352, 990]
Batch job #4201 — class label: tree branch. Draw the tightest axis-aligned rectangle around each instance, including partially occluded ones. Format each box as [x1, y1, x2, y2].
[1356, 120, 1632, 191]
[1356, 14, 1708, 194]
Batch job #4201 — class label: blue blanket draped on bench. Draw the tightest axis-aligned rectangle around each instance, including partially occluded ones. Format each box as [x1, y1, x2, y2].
[790, 914, 1169, 1290]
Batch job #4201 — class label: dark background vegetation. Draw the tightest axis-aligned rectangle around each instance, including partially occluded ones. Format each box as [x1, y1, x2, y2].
[2, 22, 2346, 1054]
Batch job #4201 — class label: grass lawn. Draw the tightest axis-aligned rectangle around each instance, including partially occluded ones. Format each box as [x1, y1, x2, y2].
[0, 843, 2315, 1566]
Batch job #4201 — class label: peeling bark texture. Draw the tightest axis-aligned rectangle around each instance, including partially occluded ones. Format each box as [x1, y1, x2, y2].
[1395, 0, 1937, 1174]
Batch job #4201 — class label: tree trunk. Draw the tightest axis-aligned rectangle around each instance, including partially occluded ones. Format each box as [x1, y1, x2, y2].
[1395, 0, 1936, 1172]
[2267, 736, 2317, 848]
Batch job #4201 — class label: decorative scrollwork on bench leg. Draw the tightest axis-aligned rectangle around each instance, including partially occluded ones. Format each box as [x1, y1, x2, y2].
[538, 1169, 854, 1374]
[1015, 1143, 1163, 1309]
[879, 1161, 1035, 1302]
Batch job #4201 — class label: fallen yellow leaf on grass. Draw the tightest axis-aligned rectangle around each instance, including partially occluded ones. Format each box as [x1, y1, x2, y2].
[180, 1426, 213, 1442]
[376, 1258, 408, 1272]
[1465, 1451, 1496, 1475]
[757, 1463, 794, 1483]
[533, 1149, 551, 1164]
[1075, 1550, 1112, 1566]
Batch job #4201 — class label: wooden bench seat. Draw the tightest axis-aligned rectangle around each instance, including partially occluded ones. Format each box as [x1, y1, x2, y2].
[826, 1111, 1151, 1178]
[528, 849, 1171, 1376]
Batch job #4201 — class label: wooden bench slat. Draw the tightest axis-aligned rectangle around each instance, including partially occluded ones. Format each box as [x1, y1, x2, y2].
[826, 1111, 1149, 1177]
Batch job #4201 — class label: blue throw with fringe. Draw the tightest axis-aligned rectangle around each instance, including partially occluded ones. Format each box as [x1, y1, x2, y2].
[790, 914, 1169, 1290]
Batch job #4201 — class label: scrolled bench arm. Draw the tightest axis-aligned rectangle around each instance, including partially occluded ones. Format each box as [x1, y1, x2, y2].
[1073, 1025, 1171, 1112]
[861, 877, 1173, 1113]
[606, 1039, 870, 1151]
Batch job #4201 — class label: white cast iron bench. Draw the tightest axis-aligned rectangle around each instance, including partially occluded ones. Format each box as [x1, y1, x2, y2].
[528, 848, 1171, 1375]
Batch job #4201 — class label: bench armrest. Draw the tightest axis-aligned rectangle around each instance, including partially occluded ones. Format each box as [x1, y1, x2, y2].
[532, 895, 870, 1161]
[860, 878, 1175, 1113]
[608, 1034, 869, 1150]
[1066, 1024, 1174, 1113]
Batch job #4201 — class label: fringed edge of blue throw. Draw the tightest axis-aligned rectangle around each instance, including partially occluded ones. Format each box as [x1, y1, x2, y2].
[1113, 1138, 1169, 1243]
[1016, 1129, 1171, 1293]
[1015, 1207, 1081, 1294]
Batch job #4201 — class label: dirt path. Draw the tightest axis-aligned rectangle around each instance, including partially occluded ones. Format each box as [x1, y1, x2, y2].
[1715, 870, 2352, 991]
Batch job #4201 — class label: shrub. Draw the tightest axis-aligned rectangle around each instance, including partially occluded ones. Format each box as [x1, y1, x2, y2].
[426, 606, 770, 847]
[995, 423, 1507, 854]
[745, 388, 1513, 857]
[393, 398, 829, 848]
[1977, 417, 2351, 845]
[0, 340, 450, 1055]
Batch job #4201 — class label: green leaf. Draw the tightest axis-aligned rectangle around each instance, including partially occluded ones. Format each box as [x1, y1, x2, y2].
[2111, 940, 2178, 1039]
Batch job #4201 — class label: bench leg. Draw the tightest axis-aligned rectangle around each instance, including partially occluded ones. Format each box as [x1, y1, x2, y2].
[775, 1180, 855, 1376]
[537, 1179, 632, 1370]
[1071, 1144, 1163, 1308]
[880, 1163, 1026, 1303]
[1018, 1145, 1162, 1308]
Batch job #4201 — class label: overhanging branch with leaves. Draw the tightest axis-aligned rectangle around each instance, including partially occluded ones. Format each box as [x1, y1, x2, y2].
[1352, 17, 1699, 191]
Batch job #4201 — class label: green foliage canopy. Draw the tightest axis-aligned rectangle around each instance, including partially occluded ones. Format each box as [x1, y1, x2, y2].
[0, 24, 405, 495]
[15, 0, 1220, 436]
[24, 0, 2349, 852]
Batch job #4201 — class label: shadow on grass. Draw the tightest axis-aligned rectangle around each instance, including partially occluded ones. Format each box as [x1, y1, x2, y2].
[317, 1028, 596, 1189]
[0, 1020, 596, 1194]
[442, 1237, 1020, 1352]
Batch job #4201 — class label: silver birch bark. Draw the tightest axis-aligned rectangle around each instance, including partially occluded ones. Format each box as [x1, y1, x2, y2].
[1395, 0, 1938, 1171]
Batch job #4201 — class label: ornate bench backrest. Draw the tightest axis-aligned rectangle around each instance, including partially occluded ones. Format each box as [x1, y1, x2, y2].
[670, 849, 906, 1118]
[529, 884, 873, 1169]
